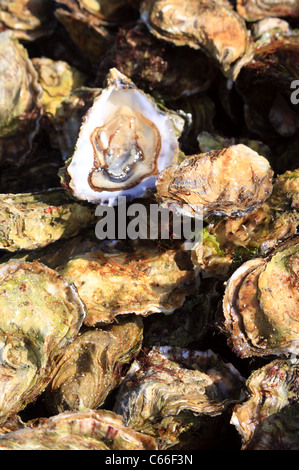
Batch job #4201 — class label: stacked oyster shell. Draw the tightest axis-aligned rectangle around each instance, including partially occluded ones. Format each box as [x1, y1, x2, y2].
[0, 0, 298, 451]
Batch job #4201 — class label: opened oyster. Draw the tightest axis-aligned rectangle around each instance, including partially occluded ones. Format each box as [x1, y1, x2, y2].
[60, 68, 182, 205]
[0, 189, 95, 252]
[0, 32, 42, 166]
[156, 144, 273, 219]
[223, 235, 299, 358]
[0, 410, 157, 450]
[47, 316, 143, 413]
[231, 359, 299, 450]
[114, 346, 245, 449]
[0, 260, 85, 425]
[58, 244, 196, 325]
[236, 0, 299, 22]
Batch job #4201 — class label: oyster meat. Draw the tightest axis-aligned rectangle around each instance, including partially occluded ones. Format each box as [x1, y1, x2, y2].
[114, 346, 245, 449]
[231, 359, 299, 450]
[156, 144, 274, 219]
[0, 189, 95, 252]
[0, 409, 157, 450]
[47, 316, 143, 413]
[58, 244, 196, 325]
[0, 260, 85, 425]
[60, 68, 181, 205]
[223, 235, 299, 358]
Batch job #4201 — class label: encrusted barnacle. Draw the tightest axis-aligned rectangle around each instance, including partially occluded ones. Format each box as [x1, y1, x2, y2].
[0, 189, 96, 252]
[236, 0, 299, 22]
[58, 244, 196, 326]
[223, 235, 299, 358]
[46, 316, 143, 413]
[0, 260, 85, 425]
[231, 359, 299, 450]
[0, 32, 42, 166]
[0, 409, 157, 450]
[114, 346, 245, 449]
[140, 0, 249, 74]
[60, 68, 182, 205]
[156, 144, 274, 219]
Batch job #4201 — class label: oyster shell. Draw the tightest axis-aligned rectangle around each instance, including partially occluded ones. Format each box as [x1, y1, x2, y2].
[0, 32, 42, 166]
[0, 409, 157, 450]
[0, 260, 85, 425]
[114, 346, 245, 449]
[47, 316, 143, 413]
[223, 235, 299, 358]
[156, 144, 274, 219]
[0, 0, 56, 41]
[60, 68, 182, 205]
[231, 359, 299, 450]
[0, 189, 95, 252]
[140, 0, 249, 73]
[236, 0, 299, 22]
[58, 244, 196, 326]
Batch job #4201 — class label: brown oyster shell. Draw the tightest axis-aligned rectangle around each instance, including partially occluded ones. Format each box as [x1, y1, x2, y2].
[236, 0, 299, 22]
[0, 260, 85, 425]
[156, 144, 274, 219]
[223, 235, 299, 358]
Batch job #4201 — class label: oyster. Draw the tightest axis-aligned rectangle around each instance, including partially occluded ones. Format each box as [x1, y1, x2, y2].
[231, 359, 299, 450]
[114, 346, 245, 449]
[58, 244, 196, 326]
[236, 0, 299, 22]
[47, 316, 143, 413]
[0, 260, 85, 425]
[140, 0, 249, 73]
[0, 409, 157, 450]
[0, 189, 95, 252]
[223, 235, 299, 358]
[60, 68, 182, 205]
[0, 32, 42, 166]
[156, 144, 274, 219]
[0, 0, 56, 41]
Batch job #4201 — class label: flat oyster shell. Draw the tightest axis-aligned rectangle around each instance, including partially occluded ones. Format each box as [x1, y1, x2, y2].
[61, 68, 181, 205]
[46, 316, 143, 413]
[0, 189, 95, 252]
[156, 144, 273, 219]
[140, 0, 249, 73]
[0, 409, 157, 450]
[223, 235, 299, 358]
[0, 260, 85, 425]
[236, 0, 299, 22]
[114, 346, 245, 449]
[58, 245, 196, 326]
[231, 359, 299, 450]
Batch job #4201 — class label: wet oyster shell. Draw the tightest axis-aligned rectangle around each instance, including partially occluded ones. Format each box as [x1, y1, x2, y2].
[47, 316, 143, 413]
[0, 260, 85, 425]
[0, 0, 56, 41]
[0, 189, 95, 252]
[231, 359, 299, 450]
[0, 32, 42, 166]
[114, 346, 245, 449]
[58, 245, 196, 326]
[61, 68, 182, 205]
[223, 235, 299, 358]
[0, 409, 157, 450]
[236, 0, 299, 22]
[140, 0, 249, 73]
[156, 144, 273, 219]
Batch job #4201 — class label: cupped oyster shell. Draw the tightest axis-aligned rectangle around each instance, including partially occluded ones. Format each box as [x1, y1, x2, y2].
[60, 68, 181, 205]
[0, 260, 85, 425]
[236, 0, 299, 22]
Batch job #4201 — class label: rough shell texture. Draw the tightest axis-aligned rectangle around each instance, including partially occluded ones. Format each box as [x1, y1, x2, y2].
[46, 316, 143, 413]
[58, 245, 196, 325]
[0, 189, 95, 252]
[114, 346, 245, 449]
[0, 260, 85, 425]
[156, 144, 274, 219]
[231, 359, 299, 450]
[0, 409, 157, 450]
[223, 235, 299, 358]
[237, 0, 299, 22]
